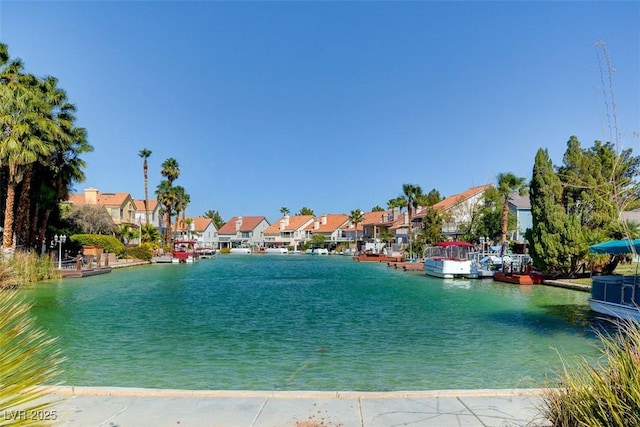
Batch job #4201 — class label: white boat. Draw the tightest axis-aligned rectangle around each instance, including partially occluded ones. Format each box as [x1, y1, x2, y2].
[588, 239, 640, 321]
[424, 242, 473, 279]
[265, 247, 289, 254]
[589, 275, 640, 321]
[469, 254, 508, 278]
[197, 248, 216, 259]
[230, 247, 251, 254]
[306, 248, 329, 255]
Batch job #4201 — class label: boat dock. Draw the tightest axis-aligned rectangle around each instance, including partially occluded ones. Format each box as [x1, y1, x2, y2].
[387, 261, 424, 271]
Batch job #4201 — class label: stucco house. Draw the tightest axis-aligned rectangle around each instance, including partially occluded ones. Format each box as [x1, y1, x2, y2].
[415, 184, 493, 238]
[263, 215, 314, 249]
[217, 216, 270, 249]
[304, 214, 350, 250]
[175, 216, 219, 249]
[134, 199, 163, 229]
[508, 192, 532, 242]
[68, 187, 137, 226]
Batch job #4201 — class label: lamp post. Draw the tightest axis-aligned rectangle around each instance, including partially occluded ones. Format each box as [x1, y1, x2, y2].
[53, 234, 66, 269]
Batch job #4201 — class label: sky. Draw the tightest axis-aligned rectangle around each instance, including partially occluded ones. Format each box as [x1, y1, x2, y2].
[0, 1, 638, 223]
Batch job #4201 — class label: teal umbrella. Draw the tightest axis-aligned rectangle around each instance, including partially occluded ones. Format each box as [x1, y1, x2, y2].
[589, 239, 640, 255]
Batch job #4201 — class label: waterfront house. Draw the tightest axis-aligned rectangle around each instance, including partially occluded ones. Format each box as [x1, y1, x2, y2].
[218, 216, 270, 249]
[304, 214, 350, 250]
[134, 199, 163, 229]
[263, 215, 314, 250]
[415, 184, 493, 239]
[68, 187, 137, 226]
[508, 191, 532, 242]
[175, 217, 219, 249]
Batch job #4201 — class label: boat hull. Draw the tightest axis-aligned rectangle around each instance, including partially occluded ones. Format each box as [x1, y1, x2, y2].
[424, 258, 472, 279]
[230, 248, 251, 254]
[493, 272, 543, 285]
[589, 299, 640, 322]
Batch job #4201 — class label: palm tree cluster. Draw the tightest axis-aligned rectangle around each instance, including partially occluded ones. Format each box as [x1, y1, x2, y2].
[0, 43, 92, 256]
[155, 157, 191, 245]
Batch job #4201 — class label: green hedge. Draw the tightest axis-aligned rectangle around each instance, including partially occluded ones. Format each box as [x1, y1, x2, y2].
[70, 234, 126, 256]
[126, 244, 153, 261]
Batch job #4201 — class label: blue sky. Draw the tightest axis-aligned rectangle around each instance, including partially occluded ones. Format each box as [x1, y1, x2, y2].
[1, 1, 638, 223]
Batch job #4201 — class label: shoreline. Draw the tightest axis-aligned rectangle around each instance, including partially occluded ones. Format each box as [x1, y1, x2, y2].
[44, 385, 546, 399]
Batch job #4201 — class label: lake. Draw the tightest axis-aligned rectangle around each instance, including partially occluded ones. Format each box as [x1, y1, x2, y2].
[23, 255, 603, 391]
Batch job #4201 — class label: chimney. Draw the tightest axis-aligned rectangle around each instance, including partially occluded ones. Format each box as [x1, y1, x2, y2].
[314, 219, 319, 230]
[284, 215, 290, 226]
[321, 214, 327, 225]
[84, 187, 99, 205]
[235, 216, 243, 232]
[279, 218, 285, 231]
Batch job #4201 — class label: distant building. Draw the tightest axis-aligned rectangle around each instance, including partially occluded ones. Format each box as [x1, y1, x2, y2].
[68, 187, 137, 226]
[217, 216, 270, 249]
[263, 215, 314, 249]
[508, 192, 531, 242]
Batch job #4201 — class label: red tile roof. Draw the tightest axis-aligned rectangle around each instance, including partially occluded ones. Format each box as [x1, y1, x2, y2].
[305, 214, 349, 233]
[218, 216, 268, 234]
[264, 215, 314, 235]
[134, 199, 159, 211]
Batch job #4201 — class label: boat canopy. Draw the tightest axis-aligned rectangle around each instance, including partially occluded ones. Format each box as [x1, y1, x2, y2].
[435, 241, 474, 248]
[589, 239, 640, 255]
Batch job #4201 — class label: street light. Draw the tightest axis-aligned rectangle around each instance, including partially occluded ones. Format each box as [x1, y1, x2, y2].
[52, 234, 66, 269]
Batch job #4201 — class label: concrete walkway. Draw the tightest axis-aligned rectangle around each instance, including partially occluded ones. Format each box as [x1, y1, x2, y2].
[26, 387, 551, 427]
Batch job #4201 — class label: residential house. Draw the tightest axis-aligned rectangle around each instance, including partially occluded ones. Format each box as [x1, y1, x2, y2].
[217, 216, 270, 249]
[508, 192, 532, 242]
[414, 184, 493, 239]
[175, 216, 219, 249]
[134, 199, 163, 229]
[68, 187, 137, 226]
[304, 214, 350, 250]
[263, 215, 314, 250]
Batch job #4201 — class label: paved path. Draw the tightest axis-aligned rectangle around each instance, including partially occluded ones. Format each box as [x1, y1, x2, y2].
[21, 387, 551, 427]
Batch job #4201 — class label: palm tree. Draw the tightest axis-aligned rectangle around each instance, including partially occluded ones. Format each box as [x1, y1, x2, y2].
[156, 158, 181, 245]
[0, 60, 57, 255]
[139, 148, 152, 226]
[348, 209, 365, 252]
[402, 183, 424, 259]
[172, 186, 190, 239]
[496, 172, 527, 243]
[280, 207, 290, 216]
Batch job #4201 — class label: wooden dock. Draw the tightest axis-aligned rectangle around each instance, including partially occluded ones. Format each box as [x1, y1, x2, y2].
[387, 261, 424, 271]
[61, 267, 112, 278]
[493, 272, 544, 285]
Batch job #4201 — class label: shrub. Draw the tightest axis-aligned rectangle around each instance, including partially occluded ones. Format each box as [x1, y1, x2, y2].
[70, 234, 126, 257]
[219, 247, 231, 254]
[7, 252, 59, 285]
[542, 318, 640, 427]
[126, 244, 153, 261]
[0, 290, 65, 424]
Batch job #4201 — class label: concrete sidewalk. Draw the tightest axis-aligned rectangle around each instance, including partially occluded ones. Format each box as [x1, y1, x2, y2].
[24, 387, 551, 427]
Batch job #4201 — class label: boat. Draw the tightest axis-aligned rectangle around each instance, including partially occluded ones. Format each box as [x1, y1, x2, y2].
[353, 253, 403, 263]
[423, 242, 473, 279]
[305, 248, 329, 255]
[197, 248, 216, 259]
[230, 247, 251, 254]
[469, 254, 504, 278]
[172, 240, 199, 263]
[588, 239, 640, 321]
[265, 247, 289, 254]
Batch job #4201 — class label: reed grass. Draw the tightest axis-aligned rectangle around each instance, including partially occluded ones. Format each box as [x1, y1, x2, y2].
[4, 252, 60, 287]
[542, 318, 640, 427]
[0, 290, 65, 426]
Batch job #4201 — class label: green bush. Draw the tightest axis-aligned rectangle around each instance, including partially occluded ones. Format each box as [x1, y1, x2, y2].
[126, 244, 153, 261]
[542, 318, 640, 427]
[70, 234, 126, 256]
[219, 247, 231, 254]
[8, 251, 59, 284]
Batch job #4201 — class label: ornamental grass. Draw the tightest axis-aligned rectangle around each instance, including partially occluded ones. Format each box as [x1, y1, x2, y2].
[542, 318, 640, 427]
[0, 290, 65, 426]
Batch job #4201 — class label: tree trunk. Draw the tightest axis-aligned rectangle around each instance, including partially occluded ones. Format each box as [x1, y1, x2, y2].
[143, 161, 150, 226]
[15, 165, 33, 247]
[3, 180, 16, 250]
[501, 200, 509, 243]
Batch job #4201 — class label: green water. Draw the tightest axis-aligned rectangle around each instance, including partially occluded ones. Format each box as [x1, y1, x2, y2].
[23, 255, 602, 391]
